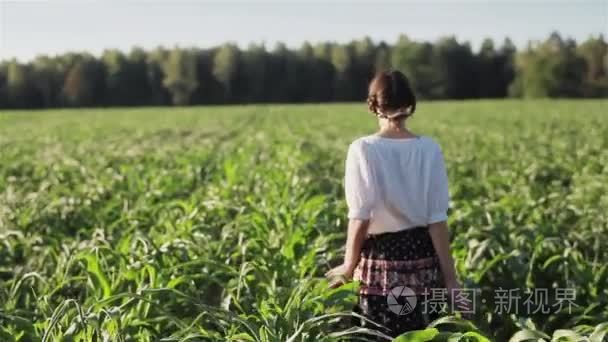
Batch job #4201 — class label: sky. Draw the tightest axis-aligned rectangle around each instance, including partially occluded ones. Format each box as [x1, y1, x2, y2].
[0, 0, 606, 62]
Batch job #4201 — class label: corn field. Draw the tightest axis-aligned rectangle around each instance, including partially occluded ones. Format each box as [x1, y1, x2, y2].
[1, 100, 607, 341]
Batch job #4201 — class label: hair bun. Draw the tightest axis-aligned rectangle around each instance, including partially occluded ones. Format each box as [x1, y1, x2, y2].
[367, 70, 416, 121]
[367, 94, 379, 114]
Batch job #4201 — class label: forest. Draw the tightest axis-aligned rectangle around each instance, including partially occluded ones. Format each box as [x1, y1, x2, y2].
[0, 32, 606, 109]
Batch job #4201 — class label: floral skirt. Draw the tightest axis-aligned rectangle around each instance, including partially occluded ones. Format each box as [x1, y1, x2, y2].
[352, 226, 443, 338]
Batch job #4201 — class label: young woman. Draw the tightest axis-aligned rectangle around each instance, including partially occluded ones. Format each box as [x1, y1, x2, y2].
[326, 70, 462, 337]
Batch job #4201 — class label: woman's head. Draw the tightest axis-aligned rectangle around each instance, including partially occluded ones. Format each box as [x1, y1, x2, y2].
[367, 70, 416, 122]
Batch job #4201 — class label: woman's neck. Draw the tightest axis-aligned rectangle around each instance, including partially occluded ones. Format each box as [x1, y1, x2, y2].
[377, 122, 417, 139]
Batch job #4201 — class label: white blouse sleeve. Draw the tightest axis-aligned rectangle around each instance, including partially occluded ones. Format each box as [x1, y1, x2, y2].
[428, 144, 450, 224]
[344, 140, 376, 220]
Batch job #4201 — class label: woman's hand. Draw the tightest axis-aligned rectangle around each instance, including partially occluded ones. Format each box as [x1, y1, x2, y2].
[445, 279, 474, 316]
[327, 219, 369, 289]
[325, 263, 356, 289]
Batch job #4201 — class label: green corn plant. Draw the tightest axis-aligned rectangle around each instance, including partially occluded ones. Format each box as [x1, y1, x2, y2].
[0, 100, 607, 340]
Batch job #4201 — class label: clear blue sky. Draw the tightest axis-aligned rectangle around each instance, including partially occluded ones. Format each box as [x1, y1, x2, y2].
[1, 0, 606, 62]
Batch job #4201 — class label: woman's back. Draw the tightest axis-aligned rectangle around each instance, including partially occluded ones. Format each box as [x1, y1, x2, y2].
[345, 134, 449, 235]
[327, 71, 461, 337]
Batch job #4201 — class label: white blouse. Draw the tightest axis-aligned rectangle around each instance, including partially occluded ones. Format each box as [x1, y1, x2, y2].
[344, 135, 450, 234]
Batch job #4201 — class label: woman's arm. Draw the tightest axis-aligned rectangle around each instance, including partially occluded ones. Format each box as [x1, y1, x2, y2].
[328, 140, 376, 287]
[325, 218, 370, 288]
[426, 142, 460, 289]
[428, 220, 459, 289]
[429, 220, 474, 315]
[343, 218, 370, 271]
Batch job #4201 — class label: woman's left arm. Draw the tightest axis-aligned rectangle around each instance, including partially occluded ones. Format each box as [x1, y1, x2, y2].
[325, 218, 370, 288]
[428, 221, 459, 289]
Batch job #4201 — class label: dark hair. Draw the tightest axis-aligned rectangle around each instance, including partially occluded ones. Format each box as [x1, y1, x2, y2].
[366, 70, 416, 120]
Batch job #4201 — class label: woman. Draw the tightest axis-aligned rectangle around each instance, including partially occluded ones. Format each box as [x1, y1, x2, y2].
[326, 70, 463, 337]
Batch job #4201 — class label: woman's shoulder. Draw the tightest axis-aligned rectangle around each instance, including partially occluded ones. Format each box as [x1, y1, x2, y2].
[418, 135, 442, 149]
[349, 135, 379, 148]
[348, 134, 442, 153]
[355, 134, 439, 146]
[346, 136, 369, 155]
[346, 136, 379, 159]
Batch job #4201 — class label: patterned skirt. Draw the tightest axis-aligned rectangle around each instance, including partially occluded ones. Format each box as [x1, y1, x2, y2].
[352, 226, 444, 338]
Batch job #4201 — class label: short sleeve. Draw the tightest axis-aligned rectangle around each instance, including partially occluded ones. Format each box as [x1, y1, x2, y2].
[344, 140, 377, 220]
[428, 144, 450, 224]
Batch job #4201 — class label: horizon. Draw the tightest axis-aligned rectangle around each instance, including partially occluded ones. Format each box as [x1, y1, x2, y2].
[1, 0, 606, 62]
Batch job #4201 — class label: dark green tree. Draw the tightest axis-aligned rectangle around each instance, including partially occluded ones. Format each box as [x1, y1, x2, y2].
[5, 60, 43, 108]
[212, 43, 241, 102]
[147, 47, 171, 106]
[30, 56, 63, 107]
[162, 48, 199, 106]
[331, 44, 356, 101]
[374, 42, 392, 73]
[0, 63, 7, 108]
[513, 33, 586, 98]
[432, 37, 477, 99]
[2, 33, 606, 109]
[63, 56, 106, 107]
[577, 35, 608, 97]
[126, 47, 155, 105]
[241, 43, 268, 102]
[391, 35, 438, 98]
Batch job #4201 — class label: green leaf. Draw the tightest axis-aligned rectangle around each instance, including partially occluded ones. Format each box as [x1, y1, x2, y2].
[394, 328, 439, 342]
[0, 329, 16, 342]
[462, 331, 492, 342]
[589, 322, 608, 342]
[428, 316, 479, 332]
[228, 333, 256, 341]
[552, 329, 585, 341]
[167, 276, 187, 289]
[433, 332, 460, 342]
[541, 255, 564, 270]
[80, 253, 112, 299]
[447, 332, 463, 342]
[509, 329, 551, 342]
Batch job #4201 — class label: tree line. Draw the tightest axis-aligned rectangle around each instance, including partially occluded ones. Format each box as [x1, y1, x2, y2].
[0, 32, 606, 109]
